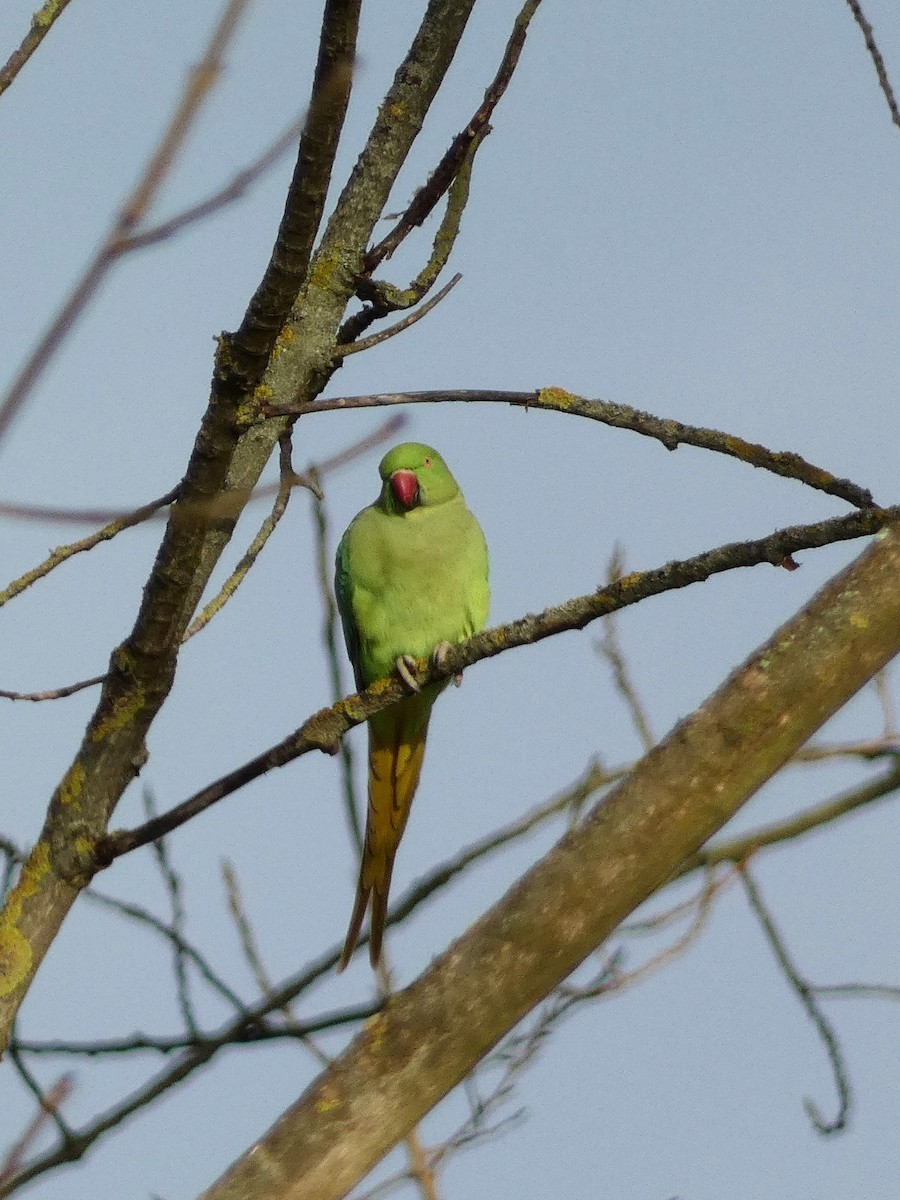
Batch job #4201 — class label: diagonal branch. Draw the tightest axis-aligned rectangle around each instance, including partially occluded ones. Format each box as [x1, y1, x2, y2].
[364, 0, 543, 272]
[843, 0, 900, 130]
[0, 0, 253, 444]
[96, 508, 900, 863]
[0, 0, 77, 98]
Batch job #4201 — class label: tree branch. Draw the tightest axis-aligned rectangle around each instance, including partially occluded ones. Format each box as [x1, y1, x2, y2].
[0, 0, 77, 98]
[277, 388, 877, 509]
[95, 509, 899, 863]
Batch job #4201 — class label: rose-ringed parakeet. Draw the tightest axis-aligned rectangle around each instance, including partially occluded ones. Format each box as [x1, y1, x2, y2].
[335, 442, 490, 970]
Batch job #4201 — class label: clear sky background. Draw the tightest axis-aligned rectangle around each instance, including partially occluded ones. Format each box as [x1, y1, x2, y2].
[1, 1, 899, 1197]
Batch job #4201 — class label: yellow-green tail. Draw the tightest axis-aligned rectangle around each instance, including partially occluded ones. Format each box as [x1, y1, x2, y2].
[339, 698, 432, 970]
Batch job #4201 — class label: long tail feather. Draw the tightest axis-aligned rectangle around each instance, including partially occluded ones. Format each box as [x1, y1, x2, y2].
[338, 696, 432, 970]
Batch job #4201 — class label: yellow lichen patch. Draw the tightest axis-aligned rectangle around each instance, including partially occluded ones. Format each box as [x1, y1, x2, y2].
[313, 1081, 342, 1114]
[272, 327, 298, 358]
[59, 760, 86, 805]
[308, 247, 344, 293]
[365, 1010, 388, 1054]
[73, 835, 96, 860]
[90, 687, 145, 742]
[850, 613, 870, 630]
[0, 841, 52, 996]
[538, 386, 578, 411]
[0, 928, 32, 996]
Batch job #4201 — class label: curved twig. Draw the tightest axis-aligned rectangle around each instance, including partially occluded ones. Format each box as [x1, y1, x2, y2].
[277, 388, 877, 509]
[740, 865, 851, 1135]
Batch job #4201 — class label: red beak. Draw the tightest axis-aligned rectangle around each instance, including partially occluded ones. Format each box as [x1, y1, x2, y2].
[390, 469, 419, 509]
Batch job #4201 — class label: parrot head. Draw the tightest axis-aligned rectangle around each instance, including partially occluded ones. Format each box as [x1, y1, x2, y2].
[377, 443, 460, 513]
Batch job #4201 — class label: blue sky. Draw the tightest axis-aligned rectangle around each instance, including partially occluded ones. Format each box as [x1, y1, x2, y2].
[1, 2, 899, 1197]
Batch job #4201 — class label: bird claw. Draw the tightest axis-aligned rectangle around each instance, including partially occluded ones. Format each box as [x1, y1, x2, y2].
[395, 654, 421, 693]
[431, 641, 463, 686]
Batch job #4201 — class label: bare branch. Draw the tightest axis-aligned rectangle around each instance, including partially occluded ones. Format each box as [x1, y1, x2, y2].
[844, 0, 900, 130]
[277, 388, 878, 509]
[364, 0, 543, 272]
[0, 487, 179, 610]
[0, 1072, 74, 1186]
[143, 790, 197, 1036]
[684, 760, 900, 875]
[222, 860, 332, 1068]
[597, 546, 656, 752]
[0, 675, 105, 704]
[95, 508, 900, 865]
[122, 112, 309, 252]
[0, 0, 77, 98]
[310, 472, 363, 856]
[83, 888, 246, 1013]
[183, 432, 298, 642]
[814, 982, 900, 1002]
[335, 273, 462, 358]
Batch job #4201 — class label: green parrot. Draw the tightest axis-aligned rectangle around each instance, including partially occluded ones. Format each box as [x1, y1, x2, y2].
[335, 442, 490, 970]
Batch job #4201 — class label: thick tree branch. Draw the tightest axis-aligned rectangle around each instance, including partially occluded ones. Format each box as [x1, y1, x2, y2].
[196, 524, 900, 1200]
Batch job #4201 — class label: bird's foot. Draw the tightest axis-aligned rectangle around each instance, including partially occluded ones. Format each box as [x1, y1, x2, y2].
[395, 654, 421, 693]
[431, 641, 462, 687]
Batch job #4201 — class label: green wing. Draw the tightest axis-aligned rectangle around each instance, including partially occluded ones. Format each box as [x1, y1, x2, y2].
[334, 526, 366, 693]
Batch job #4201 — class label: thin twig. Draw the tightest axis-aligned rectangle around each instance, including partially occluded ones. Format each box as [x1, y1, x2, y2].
[363, 0, 543, 271]
[0, 0, 77, 98]
[873, 669, 896, 737]
[684, 760, 900, 875]
[0, 1073, 74, 1186]
[0, 487, 179, 610]
[565, 868, 725, 1001]
[791, 736, 900, 762]
[83, 888, 246, 1013]
[183, 431, 297, 641]
[311, 470, 362, 856]
[335, 273, 461, 358]
[7, 1042, 76, 1145]
[0, 674, 105, 703]
[143, 790, 197, 1036]
[222, 859, 331, 1067]
[813, 982, 900, 1002]
[596, 545, 655, 753]
[123, 112, 309, 252]
[12, 1006, 376, 1059]
[740, 864, 851, 1135]
[843, 0, 900, 130]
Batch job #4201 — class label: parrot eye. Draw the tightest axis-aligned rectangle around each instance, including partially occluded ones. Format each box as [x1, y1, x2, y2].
[423, 456, 432, 467]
